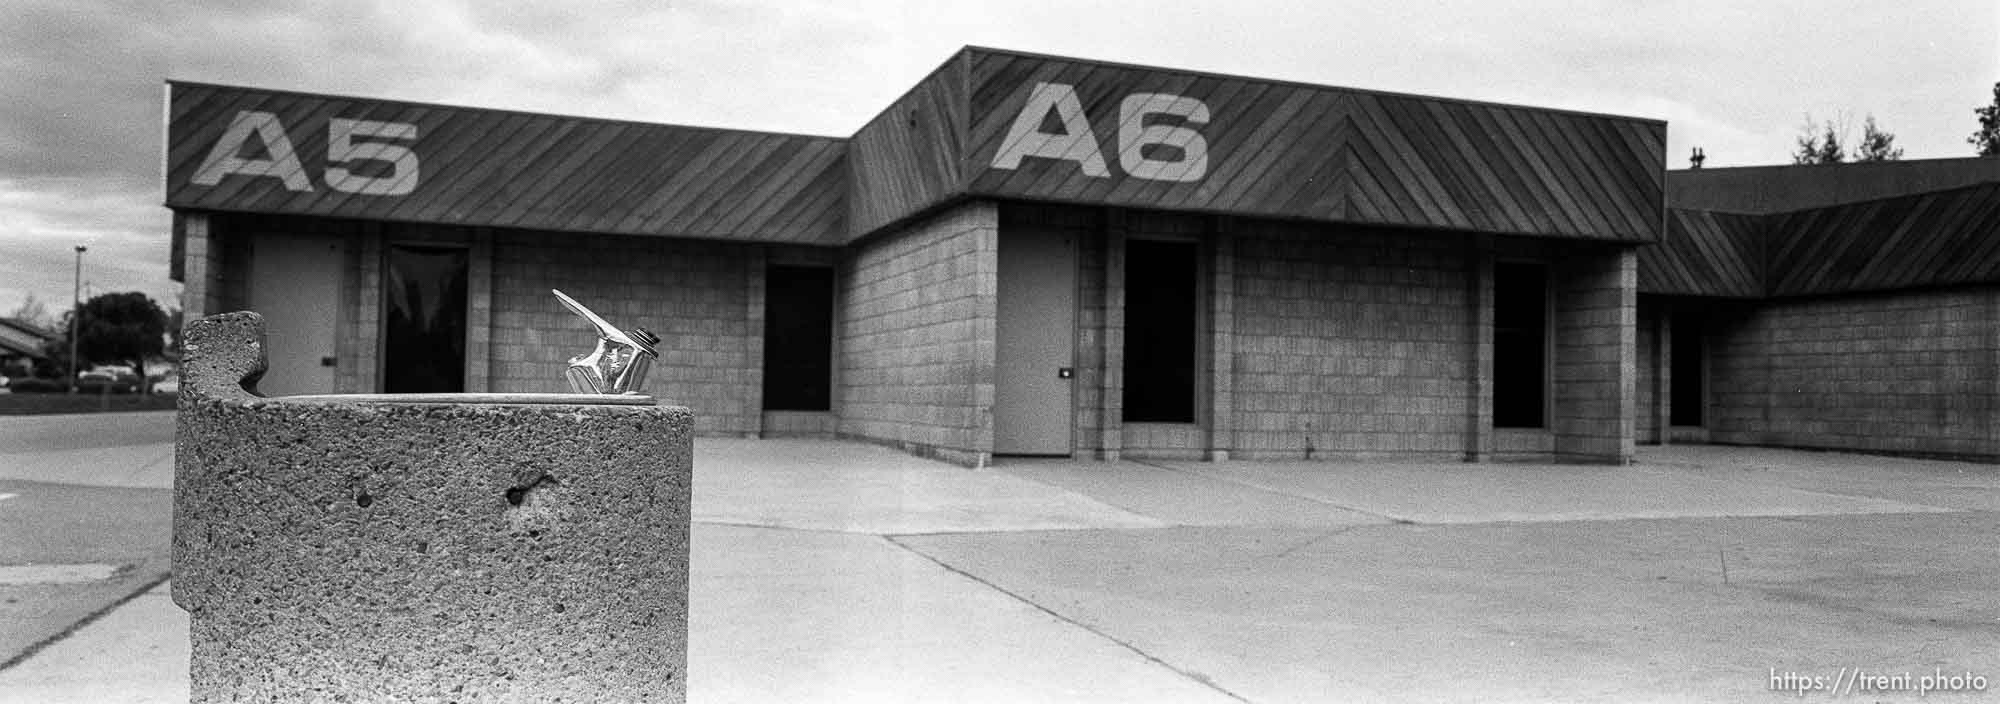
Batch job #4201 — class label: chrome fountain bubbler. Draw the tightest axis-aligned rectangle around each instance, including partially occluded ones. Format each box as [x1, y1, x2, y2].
[553, 289, 660, 394]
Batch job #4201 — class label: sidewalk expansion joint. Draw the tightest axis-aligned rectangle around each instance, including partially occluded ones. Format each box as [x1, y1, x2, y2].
[1270, 525, 1363, 558]
[693, 519, 882, 536]
[0, 572, 172, 673]
[1128, 459, 1419, 525]
[884, 534, 1257, 704]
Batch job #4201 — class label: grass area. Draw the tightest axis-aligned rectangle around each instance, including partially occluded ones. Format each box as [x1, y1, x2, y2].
[0, 392, 178, 416]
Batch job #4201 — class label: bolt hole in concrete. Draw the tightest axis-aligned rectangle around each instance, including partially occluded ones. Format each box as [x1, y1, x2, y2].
[502, 474, 567, 535]
[356, 492, 374, 508]
[504, 474, 561, 507]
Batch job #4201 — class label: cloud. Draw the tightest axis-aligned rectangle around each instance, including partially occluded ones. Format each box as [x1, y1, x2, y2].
[0, 0, 1993, 317]
[0, 177, 176, 315]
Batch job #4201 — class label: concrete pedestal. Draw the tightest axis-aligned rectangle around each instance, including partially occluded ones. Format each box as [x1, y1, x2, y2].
[173, 312, 690, 703]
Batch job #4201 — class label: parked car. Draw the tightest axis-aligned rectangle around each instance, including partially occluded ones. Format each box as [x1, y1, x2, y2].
[77, 367, 143, 394]
[6, 377, 68, 393]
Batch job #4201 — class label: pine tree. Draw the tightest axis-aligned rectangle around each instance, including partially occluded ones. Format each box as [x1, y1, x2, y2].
[1972, 82, 2000, 157]
[1855, 116, 1903, 162]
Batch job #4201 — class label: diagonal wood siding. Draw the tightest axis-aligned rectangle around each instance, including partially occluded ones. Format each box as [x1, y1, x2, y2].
[1647, 182, 2000, 298]
[957, 49, 1664, 242]
[1639, 209, 1766, 297]
[1765, 182, 2000, 296]
[165, 82, 847, 245]
[848, 53, 969, 237]
[171, 49, 1671, 246]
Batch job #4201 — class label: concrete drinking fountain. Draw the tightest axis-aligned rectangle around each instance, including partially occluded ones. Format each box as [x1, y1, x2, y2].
[172, 292, 689, 703]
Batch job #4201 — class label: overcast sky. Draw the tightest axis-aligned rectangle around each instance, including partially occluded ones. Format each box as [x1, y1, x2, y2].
[2, 0, 1995, 322]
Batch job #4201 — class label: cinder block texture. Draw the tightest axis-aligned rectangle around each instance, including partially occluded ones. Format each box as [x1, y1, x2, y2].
[1229, 220, 1474, 457]
[174, 311, 691, 703]
[1707, 287, 2000, 458]
[1551, 247, 1638, 462]
[198, 212, 769, 435]
[836, 201, 999, 465]
[1635, 299, 1660, 444]
[489, 230, 760, 435]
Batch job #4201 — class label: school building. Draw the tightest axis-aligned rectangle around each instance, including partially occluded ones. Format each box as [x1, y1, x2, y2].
[163, 47, 2000, 465]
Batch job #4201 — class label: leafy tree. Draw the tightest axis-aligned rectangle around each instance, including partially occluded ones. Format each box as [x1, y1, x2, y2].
[45, 292, 169, 390]
[1793, 113, 1903, 164]
[5, 294, 55, 331]
[1793, 115, 1846, 164]
[1973, 82, 2000, 157]
[1855, 116, 1903, 162]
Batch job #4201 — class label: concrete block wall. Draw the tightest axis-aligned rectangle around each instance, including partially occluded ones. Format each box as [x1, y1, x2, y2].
[999, 204, 1638, 463]
[1635, 297, 1662, 444]
[490, 230, 763, 436]
[1208, 222, 1236, 461]
[1708, 286, 2000, 458]
[1229, 220, 1474, 458]
[836, 201, 999, 466]
[761, 411, 836, 437]
[1463, 240, 1494, 460]
[198, 213, 825, 437]
[339, 227, 380, 393]
[176, 213, 224, 320]
[1551, 248, 1638, 462]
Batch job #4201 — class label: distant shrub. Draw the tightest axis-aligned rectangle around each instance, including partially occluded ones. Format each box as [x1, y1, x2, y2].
[76, 378, 141, 394]
[10, 378, 69, 393]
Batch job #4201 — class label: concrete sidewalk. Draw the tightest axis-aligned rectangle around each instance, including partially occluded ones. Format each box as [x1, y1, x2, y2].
[3, 434, 1997, 702]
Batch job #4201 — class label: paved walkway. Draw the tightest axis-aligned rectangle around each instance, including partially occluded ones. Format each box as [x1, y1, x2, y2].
[2, 424, 1997, 702]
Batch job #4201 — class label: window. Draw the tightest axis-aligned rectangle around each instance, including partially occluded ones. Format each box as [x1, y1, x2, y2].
[1670, 311, 1705, 426]
[1493, 261, 1547, 428]
[381, 245, 467, 393]
[1122, 240, 1198, 422]
[763, 265, 834, 411]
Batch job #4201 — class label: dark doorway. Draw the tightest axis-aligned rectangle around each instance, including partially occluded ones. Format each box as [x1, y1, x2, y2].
[1670, 311, 1705, 426]
[1123, 240, 1198, 423]
[1493, 261, 1548, 428]
[381, 245, 467, 393]
[763, 265, 834, 411]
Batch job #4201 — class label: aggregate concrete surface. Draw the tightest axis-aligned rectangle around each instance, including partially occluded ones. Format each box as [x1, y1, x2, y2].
[173, 312, 692, 702]
[3, 421, 1998, 702]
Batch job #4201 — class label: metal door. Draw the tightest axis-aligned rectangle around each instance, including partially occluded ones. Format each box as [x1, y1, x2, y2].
[994, 226, 1076, 454]
[247, 232, 343, 395]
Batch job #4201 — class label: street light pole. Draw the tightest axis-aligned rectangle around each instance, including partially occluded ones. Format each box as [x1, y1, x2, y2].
[70, 245, 86, 393]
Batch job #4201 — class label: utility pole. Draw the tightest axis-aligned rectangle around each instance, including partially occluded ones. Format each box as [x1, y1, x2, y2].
[70, 245, 86, 393]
